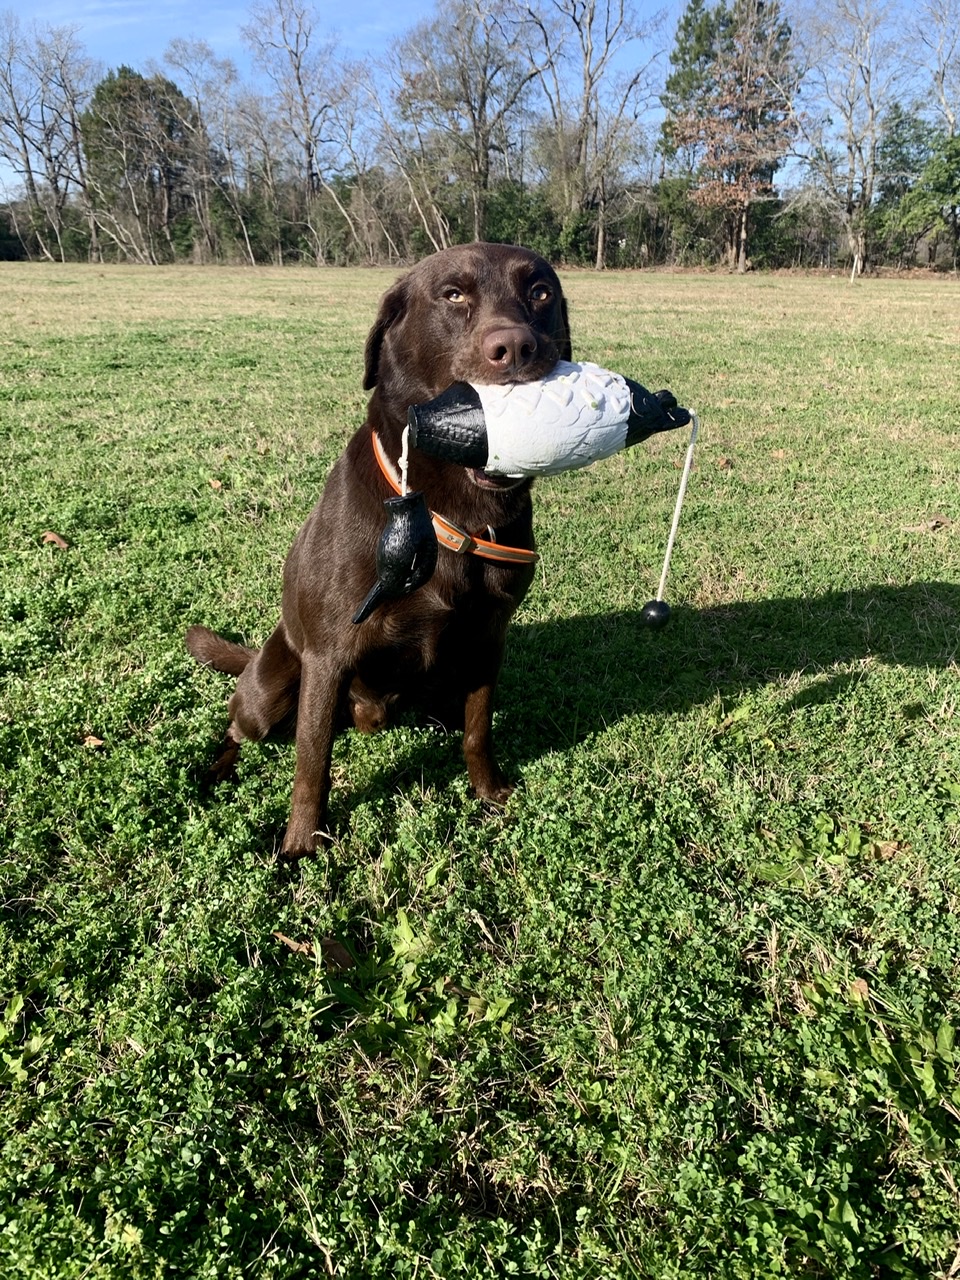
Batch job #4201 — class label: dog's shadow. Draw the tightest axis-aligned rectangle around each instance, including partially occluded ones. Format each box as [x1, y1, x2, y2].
[208, 581, 959, 837]
[494, 579, 959, 765]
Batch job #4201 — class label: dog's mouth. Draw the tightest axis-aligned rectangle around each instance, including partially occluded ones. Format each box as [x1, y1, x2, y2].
[465, 357, 560, 391]
[464, 359, 558, 491]
[447, 342, 561, 388]
[467, 467, 525, 491]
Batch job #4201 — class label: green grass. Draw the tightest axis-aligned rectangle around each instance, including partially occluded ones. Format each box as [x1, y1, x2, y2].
[2, 262, 959, 1278]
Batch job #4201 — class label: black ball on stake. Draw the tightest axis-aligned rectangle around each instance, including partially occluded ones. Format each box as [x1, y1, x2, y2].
[641, 598, 672, 630]
[642, 410, 699, 635]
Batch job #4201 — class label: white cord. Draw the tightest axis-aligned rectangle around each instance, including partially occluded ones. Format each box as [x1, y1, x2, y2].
[399, 425, 411, 497]
[656, 411, 699, 602]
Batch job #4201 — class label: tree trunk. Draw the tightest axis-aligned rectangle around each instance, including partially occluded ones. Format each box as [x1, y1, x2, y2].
[736, 205, 748, 273]
[594, 173, 606, 269]
[472, 178, 483, 243]
[848, 226, 866, 279]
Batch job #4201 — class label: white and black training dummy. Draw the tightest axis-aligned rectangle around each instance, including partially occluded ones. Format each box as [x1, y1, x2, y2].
[353, 360, 690, 624]
[408, 359, 690, 476]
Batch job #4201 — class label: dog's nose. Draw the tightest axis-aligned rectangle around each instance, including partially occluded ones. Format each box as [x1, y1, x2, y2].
[481, 325, 539, 373]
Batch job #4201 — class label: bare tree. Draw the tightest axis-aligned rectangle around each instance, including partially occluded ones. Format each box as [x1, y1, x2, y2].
[232, 88, 289, 264]
[242, 0, 334, 195]
[325, 62, 401, 263]
[35, 24, 100, 259]
[369, 56, 454, 255]
[389, 0, 540, 242]
[242, 0, 353, 261]
[520, 0, 663, 267]
[0, 13, 54, 257]
[160, 38, 238, 261]
[793, 0, 912, 277]
[909, 0, 959, 136]
[0, 16, 101, 261]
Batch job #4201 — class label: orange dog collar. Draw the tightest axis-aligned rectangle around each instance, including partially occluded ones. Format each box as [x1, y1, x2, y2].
[371, 431, 537, 567]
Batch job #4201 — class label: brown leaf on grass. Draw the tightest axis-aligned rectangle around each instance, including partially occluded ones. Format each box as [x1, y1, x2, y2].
[83, 735, 105, 749]
[872, 840, 906, 860]
[208, 478, 223, 492]
[716, 455, 734, 470]
[274, 931, 312, 955]
[273, 931, 356, 971]
[319, 938, 356, 971]
[849, 978, 870, 1003]
[770, 449, 789, 461]
[441, 978, 490, 1019]
[443, 978, 478, 1000]
[41, 531, 69, 550]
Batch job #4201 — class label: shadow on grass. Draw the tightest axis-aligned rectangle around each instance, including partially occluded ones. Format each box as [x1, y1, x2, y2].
[191, 580, 958, 835]
[495, 578, 959, 761]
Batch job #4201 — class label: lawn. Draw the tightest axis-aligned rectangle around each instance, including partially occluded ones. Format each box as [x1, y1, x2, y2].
[1, 262, 959, 1278]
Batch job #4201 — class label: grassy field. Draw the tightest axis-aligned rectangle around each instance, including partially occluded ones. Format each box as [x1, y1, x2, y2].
[2, 262, 959, 1278]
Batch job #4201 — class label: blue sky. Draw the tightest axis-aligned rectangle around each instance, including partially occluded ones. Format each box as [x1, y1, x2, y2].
[0, 0, 675, 193]
[2, 0, 432, 74]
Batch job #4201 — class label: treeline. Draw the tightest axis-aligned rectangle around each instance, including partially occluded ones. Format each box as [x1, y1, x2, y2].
[1, 0, 958, 272]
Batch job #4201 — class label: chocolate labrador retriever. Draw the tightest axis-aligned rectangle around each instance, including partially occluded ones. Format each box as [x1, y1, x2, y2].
[186, 243, 571, 858]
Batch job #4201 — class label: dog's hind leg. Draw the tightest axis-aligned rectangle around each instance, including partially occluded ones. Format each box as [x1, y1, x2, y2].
[199, 624, 303, 782]
[227, 624, 302, 739]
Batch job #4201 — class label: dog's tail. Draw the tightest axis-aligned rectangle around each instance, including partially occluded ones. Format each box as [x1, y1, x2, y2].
[185, 625, 257, 676]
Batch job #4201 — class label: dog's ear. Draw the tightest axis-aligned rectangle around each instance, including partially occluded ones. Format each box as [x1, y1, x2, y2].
[363, 276, 409, 390]
[557, 295, 573, 363]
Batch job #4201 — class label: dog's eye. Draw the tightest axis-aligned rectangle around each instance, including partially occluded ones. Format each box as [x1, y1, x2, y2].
[443, 287, 467, 304]
[530, 284, 552, 304]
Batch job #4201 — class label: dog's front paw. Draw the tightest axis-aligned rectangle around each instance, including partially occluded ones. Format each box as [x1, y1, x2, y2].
[473, 773, 514, 808]
[279, 818, 330, 861]
[278, 840, 316, 862]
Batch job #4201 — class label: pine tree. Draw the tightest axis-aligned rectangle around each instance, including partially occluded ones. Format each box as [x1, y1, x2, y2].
[897, 134, 960, 269]
[666, 0, 797, 270]
[660, 0, 733, 174]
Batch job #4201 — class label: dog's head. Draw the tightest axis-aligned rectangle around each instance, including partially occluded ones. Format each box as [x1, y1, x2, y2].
[363, 243, 572, 412]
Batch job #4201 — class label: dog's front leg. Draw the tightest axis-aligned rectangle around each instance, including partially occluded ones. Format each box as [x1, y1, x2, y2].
[281, 653, 348, 859]
[463, 671, 512, 806]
